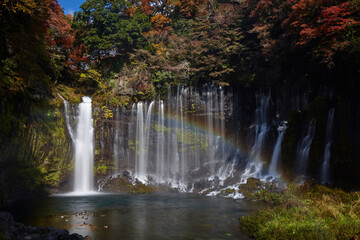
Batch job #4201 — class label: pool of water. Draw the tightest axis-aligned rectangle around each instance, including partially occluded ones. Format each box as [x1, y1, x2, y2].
[9, 193, 259, 240]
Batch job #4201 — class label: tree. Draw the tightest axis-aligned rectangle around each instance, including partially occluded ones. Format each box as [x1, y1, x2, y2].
[0, 0, 53, 98]
[285, 0, 360, 67]
[46, 0, 75, 80]
[72, 0, 151, 62]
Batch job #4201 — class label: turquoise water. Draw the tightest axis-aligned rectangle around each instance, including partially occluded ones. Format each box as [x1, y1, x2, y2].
[10, 193, 259, 240]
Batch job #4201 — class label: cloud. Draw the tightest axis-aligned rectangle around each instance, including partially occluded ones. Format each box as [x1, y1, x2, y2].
[65, 8, 75, 16]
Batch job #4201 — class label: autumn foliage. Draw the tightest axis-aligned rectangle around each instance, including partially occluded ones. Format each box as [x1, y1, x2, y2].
[1, 0, 360, 97]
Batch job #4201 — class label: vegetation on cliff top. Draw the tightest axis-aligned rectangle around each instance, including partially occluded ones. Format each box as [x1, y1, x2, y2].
[2, 0, 360, 102]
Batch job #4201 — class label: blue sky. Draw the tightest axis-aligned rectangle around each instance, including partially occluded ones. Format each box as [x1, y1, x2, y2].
[58, 0, 86, 15]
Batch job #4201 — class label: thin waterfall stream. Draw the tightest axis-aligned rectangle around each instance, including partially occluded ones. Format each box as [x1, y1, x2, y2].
[321, 108, 335, 184]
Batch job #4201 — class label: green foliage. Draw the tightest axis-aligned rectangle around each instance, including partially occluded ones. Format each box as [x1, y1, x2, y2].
[153, 71, 174, 94]
[237, 178, 285, 205]
[73, 0, 151, 60]
[240, 184, 360, 240]
[95, 160, 114, 176]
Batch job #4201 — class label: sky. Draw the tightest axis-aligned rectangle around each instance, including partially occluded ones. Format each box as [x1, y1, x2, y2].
[58, 0, 86, 15]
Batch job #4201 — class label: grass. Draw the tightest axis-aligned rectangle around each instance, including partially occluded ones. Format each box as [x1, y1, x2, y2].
[239, 182, 360, 240]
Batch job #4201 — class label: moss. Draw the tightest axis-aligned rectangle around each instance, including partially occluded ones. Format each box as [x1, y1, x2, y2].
[176, 129, 208, 151]
[95, 161, 114, 176]
[217, 188, 236, 197]
[128, 181, 157, 194]
[240, 184, 360, 240]
[106, 178, 158, 194]
[237, 178, 285, 205]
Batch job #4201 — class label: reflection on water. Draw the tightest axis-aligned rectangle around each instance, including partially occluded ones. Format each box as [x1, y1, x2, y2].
[10, 193, 259, 240]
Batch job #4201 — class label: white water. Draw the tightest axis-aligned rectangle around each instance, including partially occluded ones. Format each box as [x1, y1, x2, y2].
[105, 86, 285, 195]
[58, 94, 76, 143]
[269, 121, 287, 177]
[94, 86, 306, 196]
[241, 94, 270, 182]
[296, 120, 316, 176]
[73, 97, 95, 194]
[114, 107, 120, 174]
[321, 108, 335, 184]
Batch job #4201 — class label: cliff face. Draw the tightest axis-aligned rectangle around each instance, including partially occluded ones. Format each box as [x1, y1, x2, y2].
[0, 80, 359, 203]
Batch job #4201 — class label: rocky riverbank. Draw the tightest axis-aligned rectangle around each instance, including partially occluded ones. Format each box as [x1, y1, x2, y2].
[0, 212, 87, 240]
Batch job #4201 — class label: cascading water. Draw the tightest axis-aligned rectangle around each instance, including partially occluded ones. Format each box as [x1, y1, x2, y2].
[58, 94, 76, 143]
[321, 108, 335, 184]
[74, 97, 95, 193]
[241, 94, 271, 181]
[99, 86, 281, 196]
[156, 100, 165, 178]
[61, 96, 95, 194]
[109, 85, 236, 191]
[269, 121, 287, 177]
[296, 120, 316, 176]
[113, 107, 120, 174]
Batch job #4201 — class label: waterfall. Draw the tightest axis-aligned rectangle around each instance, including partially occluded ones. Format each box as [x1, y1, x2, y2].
[113, 107, 120, 174]
[58, 94, 76, 143]
[242, 94, 271, 181]
[91, 85, 296, 195]
[206, 88, 215, 177]
[296, 120, 316, 176]
[321, 108, 335, 184]
[74, 97, 94, 193]
[156, 100, 165, 178]
[60, 95, 95, 194]
[135, 102, 145, 180]
[269, 121, 287, 177]
[135, 101, 154, 181]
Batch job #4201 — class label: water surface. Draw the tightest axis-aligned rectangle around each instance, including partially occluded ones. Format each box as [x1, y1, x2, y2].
[10, 193, 259, 240]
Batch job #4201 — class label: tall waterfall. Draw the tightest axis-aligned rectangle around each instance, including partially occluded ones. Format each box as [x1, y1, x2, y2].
[296, 120, 316, 176]
[61, 96, 95, 194]
[321, 108, 335, 184]
[74, 97, 95, 193]
[269, 121, 287, 177]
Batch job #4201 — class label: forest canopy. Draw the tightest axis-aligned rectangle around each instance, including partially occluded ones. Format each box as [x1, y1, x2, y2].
[0, 0, 360, 99]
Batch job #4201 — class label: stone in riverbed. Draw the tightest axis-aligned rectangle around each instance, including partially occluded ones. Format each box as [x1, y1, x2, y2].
[0, 211, 84, 240]
[47, 229, 70, 240]
[69, 233, 84, 240]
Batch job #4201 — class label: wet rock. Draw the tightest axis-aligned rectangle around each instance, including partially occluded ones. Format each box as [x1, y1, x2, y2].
[0, 211, 15, 239]
[0, 211, 14, 223]
[69, 233, 83, 240]
[47, 229, 70, 240]
[0, 211, 84, 240]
